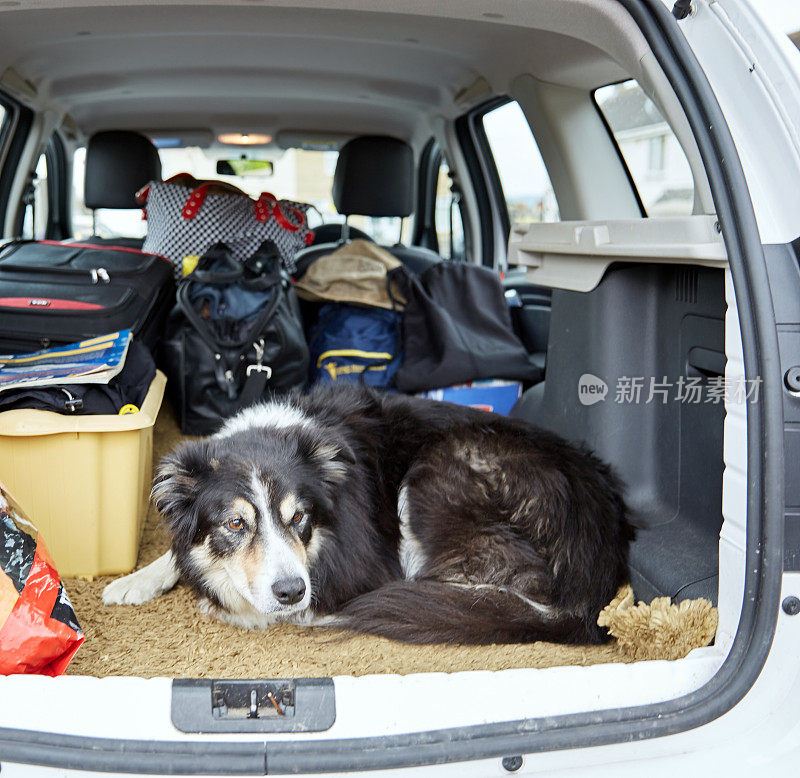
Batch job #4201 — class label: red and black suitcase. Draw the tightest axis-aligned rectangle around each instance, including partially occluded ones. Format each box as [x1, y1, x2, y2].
[0, 240, 175, 353]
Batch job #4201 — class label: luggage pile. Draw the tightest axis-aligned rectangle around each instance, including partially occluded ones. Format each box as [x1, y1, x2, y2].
[0, 216, 541, 428]
[293, 238, 541, 414]
[0, 154, 542, 674]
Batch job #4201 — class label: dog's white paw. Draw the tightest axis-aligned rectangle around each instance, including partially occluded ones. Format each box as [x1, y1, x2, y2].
[102, 572, 159, 605]
[102, 551, 179, 606]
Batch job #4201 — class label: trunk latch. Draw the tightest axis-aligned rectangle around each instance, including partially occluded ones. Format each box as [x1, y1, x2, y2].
[211, 681, 295, 720]
[172, 677, 335, 733]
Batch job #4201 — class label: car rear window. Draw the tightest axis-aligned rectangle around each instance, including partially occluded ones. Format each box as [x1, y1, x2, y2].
[71, 144, 411, 243]
[594, 79, 695, 216]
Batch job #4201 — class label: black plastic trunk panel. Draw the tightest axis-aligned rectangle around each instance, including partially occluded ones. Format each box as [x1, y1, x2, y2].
[512, 264, 726, 604]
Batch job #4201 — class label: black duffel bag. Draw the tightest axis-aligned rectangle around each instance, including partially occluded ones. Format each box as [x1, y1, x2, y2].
[389, 262, 542, 393]
[161, 241, 309, 435]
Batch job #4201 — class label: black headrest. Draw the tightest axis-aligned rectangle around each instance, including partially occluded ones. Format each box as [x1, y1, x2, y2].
[84, 131, 161, 210]
[332, 135, 414, 218]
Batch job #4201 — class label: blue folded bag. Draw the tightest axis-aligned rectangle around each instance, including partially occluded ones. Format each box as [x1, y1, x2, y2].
[309, 303, 402, 387]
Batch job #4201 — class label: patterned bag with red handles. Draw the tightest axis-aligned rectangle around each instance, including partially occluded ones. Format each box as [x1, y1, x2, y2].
[138, 174, 315, 279]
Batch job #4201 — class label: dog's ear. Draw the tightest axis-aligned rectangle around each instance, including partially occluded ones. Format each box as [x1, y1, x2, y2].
[298, 430, 356, 486]
[152, 439, 212, 545]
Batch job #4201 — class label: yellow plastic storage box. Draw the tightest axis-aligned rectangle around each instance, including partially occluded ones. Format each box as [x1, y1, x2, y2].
[0, 370, 166, 577]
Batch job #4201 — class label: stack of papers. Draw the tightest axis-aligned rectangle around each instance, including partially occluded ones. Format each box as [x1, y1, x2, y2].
[0, 330, 131, 394]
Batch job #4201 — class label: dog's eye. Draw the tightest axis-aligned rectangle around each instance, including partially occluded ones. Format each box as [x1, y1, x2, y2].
[291, 510, 305, 524]
[227, 517, 245, 531]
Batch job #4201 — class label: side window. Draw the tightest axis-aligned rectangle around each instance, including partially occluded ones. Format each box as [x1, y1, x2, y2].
[434, 161, 465, 260]
[482, 101, 559, 226]
[594, 80, 694, 216]
[20, 152, 48, 240]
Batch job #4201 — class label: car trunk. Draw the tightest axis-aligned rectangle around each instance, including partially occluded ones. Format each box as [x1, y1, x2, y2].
[0, 187, 745, 757]
[0, 172, 746, 777]
[0, 0, 791, 772]
[60, 214, 731, 681]
[0, 253, 736, 747]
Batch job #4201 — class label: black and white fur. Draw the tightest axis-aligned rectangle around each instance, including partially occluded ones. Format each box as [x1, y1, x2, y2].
[103, 384, 633, 645]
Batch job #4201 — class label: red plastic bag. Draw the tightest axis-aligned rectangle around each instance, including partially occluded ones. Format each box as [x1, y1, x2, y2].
[0, 485, 83, 675]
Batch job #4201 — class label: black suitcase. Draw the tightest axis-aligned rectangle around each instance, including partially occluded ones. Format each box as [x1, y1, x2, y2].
[0, 240, 175, 353]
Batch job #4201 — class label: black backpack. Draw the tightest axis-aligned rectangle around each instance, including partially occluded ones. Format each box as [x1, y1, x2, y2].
[161, 242, 309, 435]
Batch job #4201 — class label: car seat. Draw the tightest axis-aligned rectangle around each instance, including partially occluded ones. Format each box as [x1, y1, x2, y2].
[81, 130, 162, 249]
[294, 135, 441, 277]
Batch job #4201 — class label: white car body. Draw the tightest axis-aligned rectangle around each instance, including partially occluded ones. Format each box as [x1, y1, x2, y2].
[1, 0, 799, 775]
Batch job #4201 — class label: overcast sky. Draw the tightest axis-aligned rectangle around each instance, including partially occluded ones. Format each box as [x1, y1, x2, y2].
[746, 0, 800, 33]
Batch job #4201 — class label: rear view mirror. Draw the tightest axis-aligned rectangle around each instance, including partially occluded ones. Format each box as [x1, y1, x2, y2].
[216, 159, 274, 177]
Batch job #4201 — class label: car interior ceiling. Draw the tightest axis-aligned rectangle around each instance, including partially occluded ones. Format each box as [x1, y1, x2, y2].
[0, 0, 727, 663]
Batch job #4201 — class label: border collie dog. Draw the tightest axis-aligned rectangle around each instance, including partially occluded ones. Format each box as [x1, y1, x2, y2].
[103, 384, 633, 645]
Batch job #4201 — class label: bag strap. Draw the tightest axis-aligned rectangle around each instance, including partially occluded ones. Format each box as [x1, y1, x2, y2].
[255, 192, 307, 232]
[237, 338, 273, 407]
[210, 338, 272, 403]
[190, 243, 244, 284]
[208, 338, 272, 408]
[182, 183, 215, 219]
[180, 177, 249, 219]
[155, 176, 308, 232]
[177, 270, 283, 347]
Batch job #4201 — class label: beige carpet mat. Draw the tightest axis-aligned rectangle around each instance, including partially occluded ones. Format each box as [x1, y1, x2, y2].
[64, 402, 716, 679]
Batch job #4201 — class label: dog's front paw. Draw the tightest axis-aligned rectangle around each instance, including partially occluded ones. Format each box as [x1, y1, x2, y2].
[102, 572, 157, 605]
[102, 551, 179, 606]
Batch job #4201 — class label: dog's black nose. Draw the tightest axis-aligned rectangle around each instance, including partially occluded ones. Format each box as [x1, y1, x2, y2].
[272, 577, 306, 605]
